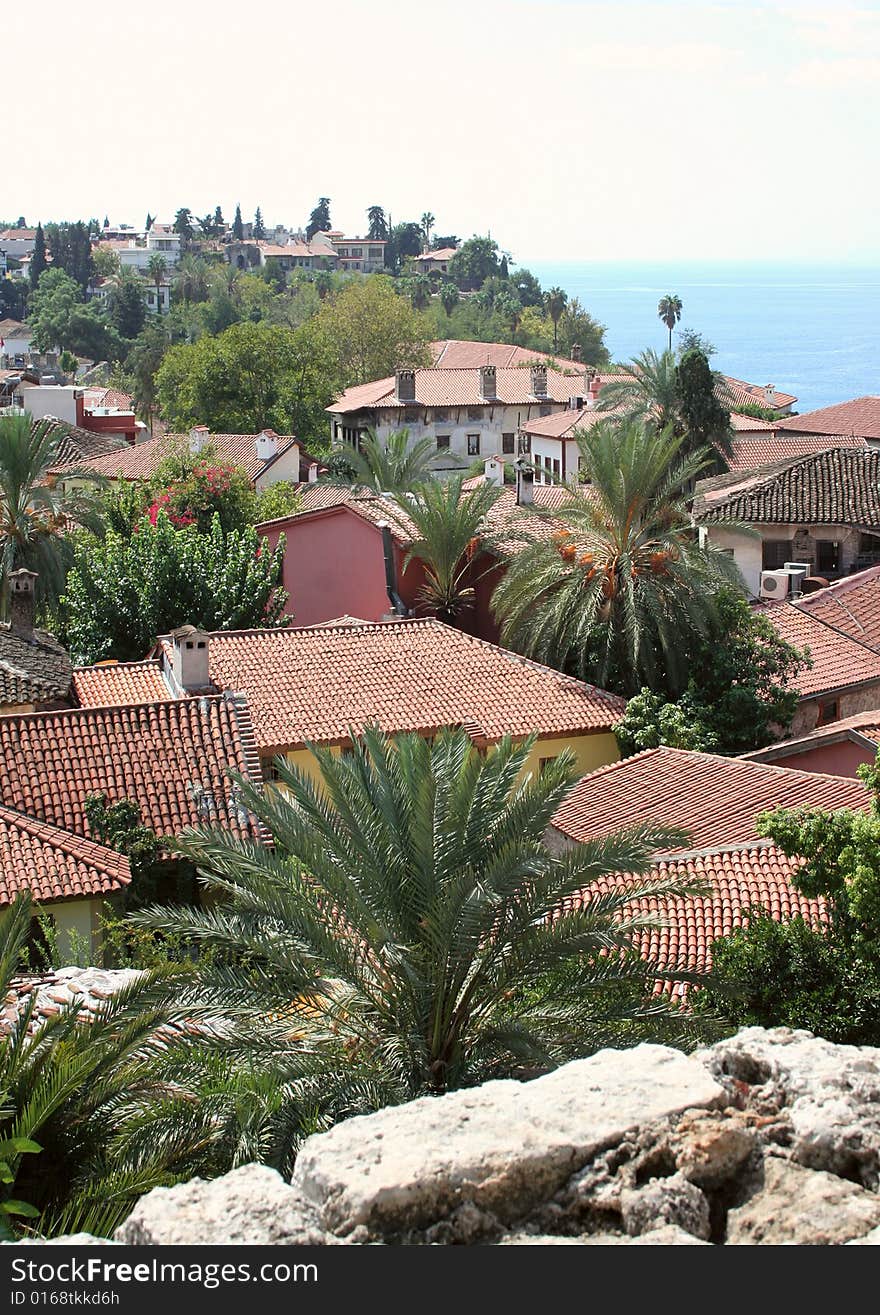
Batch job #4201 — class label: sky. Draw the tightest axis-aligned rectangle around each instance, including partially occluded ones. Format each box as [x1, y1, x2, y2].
[8, 0, 880, 263]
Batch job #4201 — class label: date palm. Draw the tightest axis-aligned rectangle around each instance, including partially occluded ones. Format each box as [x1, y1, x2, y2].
[493, 418, 743, 695]
[544, 286, 568, 351]
[146, 253, 166, 316]
[420, 211, 436, 248]
[658, 293, 682, 351]
[174, 254, 210, 306]
[329, 427, 439, 495]
[598, 347, 680, 431]
[136, 726, 706, 1100]
[0, 414, 106, 615]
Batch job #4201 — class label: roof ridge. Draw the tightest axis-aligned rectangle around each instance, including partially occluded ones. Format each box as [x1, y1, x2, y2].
[0, 804, 130, 875]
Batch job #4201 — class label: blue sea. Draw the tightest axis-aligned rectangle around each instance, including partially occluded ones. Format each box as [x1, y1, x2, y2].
[523, 262, 880, 415]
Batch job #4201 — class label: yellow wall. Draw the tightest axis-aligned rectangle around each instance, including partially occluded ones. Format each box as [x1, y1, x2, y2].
[50, 898, 102, 963]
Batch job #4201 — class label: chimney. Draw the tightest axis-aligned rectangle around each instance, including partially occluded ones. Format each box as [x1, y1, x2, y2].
[764, 385, 776, 406]
[479, 364, 497, 401]
[570, 343, 582, 363]
[256, 429, 278, 461]
[586, 371, 601, 409]
[169, 624, 211, 692]
[8, 568, 37, 639]
[483, 456, 504, 487]
[188, 425, 210, 454]
[515, 458, 534, 506]
[395, 370, 416, 403]
[308, 461, 319, 484]
[530, 364, 548, 398]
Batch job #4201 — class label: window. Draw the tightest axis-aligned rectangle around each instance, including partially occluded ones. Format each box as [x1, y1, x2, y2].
[404, 408, 420, 424]
[762, 540, 794, 570]
[816, 540, 840, 575]
[436, 435, 450, 450]
[467, 434, 481, 456]
[817, 699, 840, 727]
[433, 409, 449, 422]
[539, 755, 558, 773]
[467, 408, 482, 421]
[519, 434, 531, 455]
[502, 432, 515, 454]
[261, 757, 283, 783]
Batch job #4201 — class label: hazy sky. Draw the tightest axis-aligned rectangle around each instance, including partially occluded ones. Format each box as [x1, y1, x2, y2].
[10, 0, 880, 263]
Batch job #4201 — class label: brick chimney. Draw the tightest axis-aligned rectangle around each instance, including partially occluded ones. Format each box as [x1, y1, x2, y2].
[483, 456, 504, 487]
[479, 364, 497, 401]
[188, 425, 210, 454]
[586, 372, 602, 409]
[256, 429, 278, 461]
[169, 624, 211, 692]
[395, 370, 416, 403]
[8, 568, 37, 639]
[530, 364, 548, 398]
[570, 343, 582, 363]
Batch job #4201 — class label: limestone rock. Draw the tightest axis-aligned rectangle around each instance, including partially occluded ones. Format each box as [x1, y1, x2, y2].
[670, 1110, 758, 1189]
[847, 1225, 880, 1245]
[115, 1164, 337, 1246]
[726, 1158, 880, 1245]
[620, 1172, 711, 1240]
[501, 1226, 709, 1245]
[293, 1044, 725, 1238]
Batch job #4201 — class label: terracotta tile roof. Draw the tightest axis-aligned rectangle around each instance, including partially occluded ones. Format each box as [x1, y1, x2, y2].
[37, 416, 130, 467]
[720, 376, 797, 412]
[696, 447, 880, 527]
[420, 248, 458, 262]
[520, 406, 609, 439]
[157, 618, 626, 755]
[71, 660, 172, 707]
[0, 319, 30, 337]
[728, 413, 776, 433]
[0, 625, 72, 707]
[551, 745, 870, 850]
[0, 968, 143, 1037]
[82, 386, 135, 411]
[429, 340, 582, 372]
[0, 805, 130, 906]
[756, 600, 880, 698]
[793, 566, 880, 653]
[726, 431, 867, 470]
[743, 706, 880, 765]
[777, 397, 880, 441]
[0, 695, 262, 842]
[330, 365, 590, 414]
[564, 843, 826, 992]
[50, 430, 313, 484]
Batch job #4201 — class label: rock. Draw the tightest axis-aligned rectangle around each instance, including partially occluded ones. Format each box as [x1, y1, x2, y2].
[500, 1226, 709, 1245]
[620, 1172, 711, 1240]
[7, 1235, 116, 1246]
[701, 1028, 880, 1187]
[726, 1158, 880, 1245]
[293, 1044, 726, 1239]
[670, 1110, 758, 1188]
[847, 1225, 880, 1245]
[115, 1164, 338, 1246]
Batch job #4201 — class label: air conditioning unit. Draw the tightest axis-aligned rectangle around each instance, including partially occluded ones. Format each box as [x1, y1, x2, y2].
[760, 569, 791, 600]
[784, 561, 811, 596]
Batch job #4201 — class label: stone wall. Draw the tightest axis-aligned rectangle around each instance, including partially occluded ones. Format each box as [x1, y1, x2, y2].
[103, 1028, 880, 1247]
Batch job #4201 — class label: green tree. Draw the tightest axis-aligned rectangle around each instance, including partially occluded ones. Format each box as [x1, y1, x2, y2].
[60, 511, 287, 663]
[555, 297, 609, 366]
[366, 205, 388, 240]
[543, 287, 568, 351]
[104, 272, 146, 340]
[254, 481, 302, 524]
[173, 208, 194, 241]
[83, 793, 164, 908]
[305, 198, 330, 241]
[401, 274, 432, 310]
[144, 213, 155, 232]
[439, 283, 460, 316]
[677, 348, 733, 464]
[92, 245, 121, 279]
[126, 322, 169, 436]
[135, 726, 701, 1099]
[448, 236, 500, 290]
[391, 474, 503, 624]
[420, 211, 435, 247]
[510, 268, 543, 307]
[174, 254, 210, 306]
[28, 223, 47, 291]
[614, 588, 810, 754]
[696, 750, 880, 1045]
[145, 444, 258, 534]
[493, 420, 742, 695]
[329, 427, 439, 495]
[232, 203, 244, 241]
[44, 222, 93, 294]
[658, 294, 683, 351]
[308, 275, 431, 387]
[146, 253, 167, 317]
[58, 350, 78, 376]
[214, 205, 224, 230]
[0, 415, 105, 613]
[600, 348, 732, 461]
[253, 207, 266, 240]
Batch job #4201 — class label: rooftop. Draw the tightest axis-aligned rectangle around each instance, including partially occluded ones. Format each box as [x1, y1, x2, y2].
[757, 599, 880, 699]
[793, 565, 880, 654]
[155, 617, 626, 756]
[0, 805, 130, 906]
[0, 625, 72, 707]
[330, 365, 591, 413]
[726, 431, 867, 471]
[49, 429, 317, 484]
[777, 396, 880, 441]
[696, 447, 880, 527]
[71, 659, 172, 708]
[743, 706, 880, 765]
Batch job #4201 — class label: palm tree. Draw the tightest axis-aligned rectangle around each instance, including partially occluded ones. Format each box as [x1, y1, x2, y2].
[598, 348, 680, 431]
[135, 727, 705, 1099]
[329, 427, 440, 495]
[146, 253, 166, 316]
[420, 211, 436, 249]
[658, 294, 683, 351]
[0, 415, 106, 615]
[174, 254, 210, 306]
[493, 418, 743, 695]
[544, 287, 568, 351]
[392, 473, 503, 624]
[440, 283, 459, 317]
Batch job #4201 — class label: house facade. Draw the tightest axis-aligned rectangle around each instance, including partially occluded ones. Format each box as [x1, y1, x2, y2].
[324, 232, 386, 272]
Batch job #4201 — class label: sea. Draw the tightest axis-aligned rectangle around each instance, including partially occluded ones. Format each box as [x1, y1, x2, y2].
[523, 262, 880, 415]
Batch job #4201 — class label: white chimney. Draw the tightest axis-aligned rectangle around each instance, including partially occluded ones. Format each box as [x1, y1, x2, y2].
[188, 425, 210, 454]
[479, 364, 497, 401]
[530, 364, 548, 398]
[484, 456, 504, 487]
[170, 625, 211, 692]
[764, 385, 776, 406]
[256, 429, 278, 461]
[515, 458, 534, 506]
[308, 461, 319, 483]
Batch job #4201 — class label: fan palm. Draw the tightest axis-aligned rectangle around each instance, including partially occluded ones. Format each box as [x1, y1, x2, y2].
[493, 418, 743, 695]
[0, 414, 106, 615]
[420, 212, 435, 247]
[393, 473, 503, 624]
[329, 427, 439, 495]
[135, 726, 709, 1099]
[658, 294, 682, 351]
[544, 287, 568, 351]
[146, 253, 166, 316]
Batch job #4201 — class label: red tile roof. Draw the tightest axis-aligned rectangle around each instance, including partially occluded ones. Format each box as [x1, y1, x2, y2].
[720, 376, 797, 412]
[71, 660, 172, 708]
[157, 618, 626, 755]
[0, 805, 130, 906]
[757, 600, 880, 699]
[330, 365, 590, 413]
[0, 695, 262, 842]
[696, 448, 880, 527]
[50, 431, 308, 484]
[726, 431, 867, 470]
[794, 566, 880, 653]
[743, 706, 880, 765]
[777, 397, 880, 441]
[429, 340, 582, 371]
[551, 746, 869, 850]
